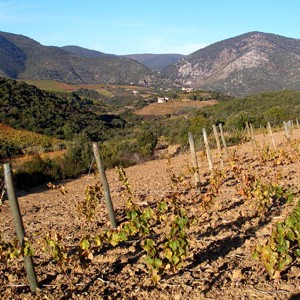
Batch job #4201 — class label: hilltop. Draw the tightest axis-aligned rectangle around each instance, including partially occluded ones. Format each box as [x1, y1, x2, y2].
[61, 47, 184, 71]
[122, 53, 184, 71]
[164, 31, 300, 96]
[2, 31, 300, 96]
[0, 31, 156, 85]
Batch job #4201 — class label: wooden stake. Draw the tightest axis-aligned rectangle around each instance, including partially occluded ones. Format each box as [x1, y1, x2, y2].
[92, 143, 117, 229]
[218, 123, 229, 158]
[267, 122, 276, 149]
[283, 121, 291, 142]
[202, 128, 213, 171]
[249, 123, 257, 150]
[245, 122, 251, 139]
[188, 132, 200, 188]
[212, 124, 224, 167]
[3, 163, 39, 292]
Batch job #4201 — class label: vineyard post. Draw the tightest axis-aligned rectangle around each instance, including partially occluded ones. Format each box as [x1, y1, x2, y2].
[212, 124, 224, 167]
[249, 123, 257, 150]
[245, 122, 251, 140]
[3, 163, 39, 292]
[218, 123, 229, 158]
[92, 143, 117, 229]
[267, 122, 276, 149]
[202, 128, 213, 171]
[188, 132, 200, 188]
[288, 120, 293, 135]
[283, 121, 291, 142]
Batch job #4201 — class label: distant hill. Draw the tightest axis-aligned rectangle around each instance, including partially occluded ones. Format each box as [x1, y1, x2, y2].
[3, 30, 300, 96]
[0, 76, 126, 141]
[0, 31, 156, 85]
[122, 53, 184, 71]
[61, 47, 184, 72]
[164, 31, 300, 96]
[61, 45, 115, 58]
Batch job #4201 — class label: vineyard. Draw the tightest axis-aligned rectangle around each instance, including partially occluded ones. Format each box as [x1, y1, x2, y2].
[0, 127, 300, 299]
[0, 124, 61, 154]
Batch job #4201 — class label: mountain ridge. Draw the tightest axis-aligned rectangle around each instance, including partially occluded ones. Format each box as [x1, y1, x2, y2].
[1, 30, 300, 95]
[163, 31, 300, 96]
[122, 53, 184, 71]
[61, 45, 116, 58]
[0, 31, 156, 85]
[60, 46, 184, 71]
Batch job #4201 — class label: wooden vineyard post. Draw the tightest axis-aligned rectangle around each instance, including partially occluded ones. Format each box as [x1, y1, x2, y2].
[249, 123, 257, 150]
[212, 124, 224, 167]
[283, 121, 291, 143]
[202, 128, 213, 171]
[218, 123, 229, 158]
[3, 164, 39, 292]
[267, 122, 276, 149]
[188, 132, 200, 188]
[245, 122, 251, 140]
[92, 143, 117, 229]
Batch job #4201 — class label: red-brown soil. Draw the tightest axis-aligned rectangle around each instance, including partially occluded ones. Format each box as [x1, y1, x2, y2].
[0, 128, 300, 299]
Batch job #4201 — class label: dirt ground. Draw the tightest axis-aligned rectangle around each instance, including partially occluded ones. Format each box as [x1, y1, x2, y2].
[134, 99, 217, 116]
[0, 128, 300, 299]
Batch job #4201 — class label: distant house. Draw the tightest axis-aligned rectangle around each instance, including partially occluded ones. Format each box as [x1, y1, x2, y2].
[182, 87, 194, 93]
[133, 90, 139, 95]
[157, 97, 170, 103]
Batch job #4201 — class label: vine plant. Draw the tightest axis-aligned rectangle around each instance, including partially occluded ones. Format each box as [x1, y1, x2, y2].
[253, 199, 300, 278]
[142, 208, 190, 282]
[42, 165, 192, 282]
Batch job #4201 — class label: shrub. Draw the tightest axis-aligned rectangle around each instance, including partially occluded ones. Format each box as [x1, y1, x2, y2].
[14, 154, 62, 189]
[137, 131, 158, 156]
[62, 133, 93, 178]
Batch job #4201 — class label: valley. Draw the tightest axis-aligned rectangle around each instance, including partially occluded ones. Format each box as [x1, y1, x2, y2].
[1, 28, 300, 299]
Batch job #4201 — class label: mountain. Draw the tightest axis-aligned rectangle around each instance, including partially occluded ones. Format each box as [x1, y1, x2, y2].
[0, 31, 156, 85]
[164, 32, 300, 96]
[122, 53, 184, 71]
[61, 45, 115, 58]
[2, 30, 300, 96]
[61, 47, 184, 72]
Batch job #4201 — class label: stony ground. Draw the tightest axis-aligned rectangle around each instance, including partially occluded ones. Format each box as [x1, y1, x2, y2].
[0, 128, 300, 299]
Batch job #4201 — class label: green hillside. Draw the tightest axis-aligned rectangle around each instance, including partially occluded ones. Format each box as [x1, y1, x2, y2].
[0, 77, 126, 141]
[2, 75, 300, 167]
[202, 90, 300, 129]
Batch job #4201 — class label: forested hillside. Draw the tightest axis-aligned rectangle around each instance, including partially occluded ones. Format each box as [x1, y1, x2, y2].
[0, 77, 125, 141]
[202, 90, 300, 129]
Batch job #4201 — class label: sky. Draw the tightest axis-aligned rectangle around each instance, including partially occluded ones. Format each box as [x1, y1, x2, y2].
[0, 0, 299, 55]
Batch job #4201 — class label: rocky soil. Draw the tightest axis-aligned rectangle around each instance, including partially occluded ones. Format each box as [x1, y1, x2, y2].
[0, 128, 299, 299]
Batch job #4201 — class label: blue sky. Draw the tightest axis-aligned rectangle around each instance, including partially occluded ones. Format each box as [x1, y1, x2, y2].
[0, 0, 299, 55]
